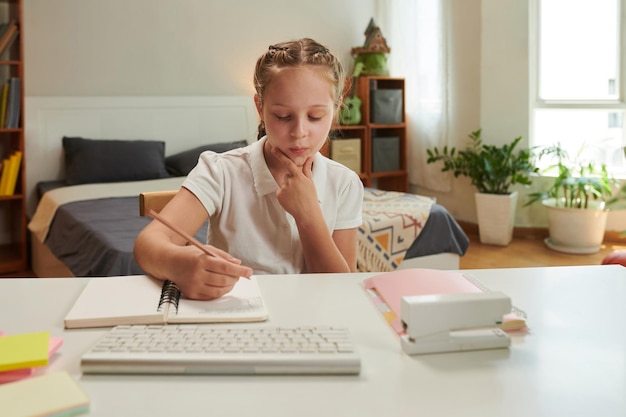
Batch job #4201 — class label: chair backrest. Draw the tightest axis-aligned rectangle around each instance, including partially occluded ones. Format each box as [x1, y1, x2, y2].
[139, 190, 178, 216]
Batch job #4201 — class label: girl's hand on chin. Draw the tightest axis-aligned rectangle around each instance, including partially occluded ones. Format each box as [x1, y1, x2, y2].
[270, 147, 318, 219]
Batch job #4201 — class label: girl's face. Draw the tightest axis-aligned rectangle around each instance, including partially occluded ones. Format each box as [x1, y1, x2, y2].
[257, 66, 335, 168]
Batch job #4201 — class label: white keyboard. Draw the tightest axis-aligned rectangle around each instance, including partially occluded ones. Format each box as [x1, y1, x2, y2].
[81, 324, 361, 375]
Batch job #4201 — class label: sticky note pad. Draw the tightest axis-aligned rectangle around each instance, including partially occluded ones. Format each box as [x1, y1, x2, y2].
[0, 371, 90, 417]
[0, 336, 63, 384]
[0, 331, 50, 372]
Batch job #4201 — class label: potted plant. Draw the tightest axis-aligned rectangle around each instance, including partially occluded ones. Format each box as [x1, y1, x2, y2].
[426, 129, 538, 246]
[525, 143, 622, 253]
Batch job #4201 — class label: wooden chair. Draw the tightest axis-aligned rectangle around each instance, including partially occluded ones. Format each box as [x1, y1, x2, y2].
[139, 190, 178, 216]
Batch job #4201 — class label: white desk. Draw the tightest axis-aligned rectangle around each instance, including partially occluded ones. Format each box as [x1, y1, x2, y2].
[2, 265, 625, 417]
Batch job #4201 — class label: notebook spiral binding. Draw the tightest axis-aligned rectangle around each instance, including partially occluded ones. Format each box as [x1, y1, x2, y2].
[157, 280, 181, 314]
[462, 273, 527, 319]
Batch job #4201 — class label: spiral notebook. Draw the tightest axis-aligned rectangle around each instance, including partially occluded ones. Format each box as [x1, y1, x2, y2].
[363, 268, 527, 334]
[64, 275, 268, 329]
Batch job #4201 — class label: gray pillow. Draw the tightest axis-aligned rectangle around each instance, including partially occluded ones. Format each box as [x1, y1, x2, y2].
[165, 140, 248, 176]
[63, 137, 171, 185]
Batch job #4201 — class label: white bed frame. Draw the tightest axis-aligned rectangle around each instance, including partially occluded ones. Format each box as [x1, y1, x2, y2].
[25, 96, 459, 277]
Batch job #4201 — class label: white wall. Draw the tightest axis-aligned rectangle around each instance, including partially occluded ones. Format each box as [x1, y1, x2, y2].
[412, 0, 482, 223]
[417, 0, 532, 225]
[23, 0, 375, 96]
[480, 0, 539, 229]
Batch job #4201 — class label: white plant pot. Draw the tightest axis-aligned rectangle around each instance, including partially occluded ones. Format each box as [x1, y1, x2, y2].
[474, 191, 518, 246]
[543, 198, 608, 254]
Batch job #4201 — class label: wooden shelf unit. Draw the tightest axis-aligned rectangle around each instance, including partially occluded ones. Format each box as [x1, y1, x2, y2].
[0, 0, 26, 275]
[330, 76, 408, 192]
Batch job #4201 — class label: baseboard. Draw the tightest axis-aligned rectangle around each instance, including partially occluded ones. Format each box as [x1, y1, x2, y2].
[457, 221, 626, 244]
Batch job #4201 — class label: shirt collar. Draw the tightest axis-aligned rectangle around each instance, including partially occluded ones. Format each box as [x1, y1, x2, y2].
[249, 137, 277, 196]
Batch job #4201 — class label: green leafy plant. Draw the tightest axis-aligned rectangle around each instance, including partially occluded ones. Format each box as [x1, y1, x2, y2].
[525, 143, 621, 209]
[426, 129, 538, 195]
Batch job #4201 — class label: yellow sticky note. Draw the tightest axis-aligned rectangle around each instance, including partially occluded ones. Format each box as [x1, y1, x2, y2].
[0, 371, 90, 417]
[0, 331, 49, 372]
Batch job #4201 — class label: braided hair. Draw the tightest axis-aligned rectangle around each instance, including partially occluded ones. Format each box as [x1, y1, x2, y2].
[253, 38, 345, 139]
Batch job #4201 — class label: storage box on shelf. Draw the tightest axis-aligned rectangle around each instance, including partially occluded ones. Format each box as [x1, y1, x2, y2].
[327, 125, 367, 182]
[330, 137, 361, 174]
[0, 0, 26, 275]
[329, 76, 407, 192]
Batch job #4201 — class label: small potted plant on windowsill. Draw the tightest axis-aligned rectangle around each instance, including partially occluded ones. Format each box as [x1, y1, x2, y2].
[524, 143, 624, 254]
[426, 129, 538, 246]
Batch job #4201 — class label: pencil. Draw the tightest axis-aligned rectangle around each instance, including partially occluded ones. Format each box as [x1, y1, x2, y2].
[148, 209, 222, 259]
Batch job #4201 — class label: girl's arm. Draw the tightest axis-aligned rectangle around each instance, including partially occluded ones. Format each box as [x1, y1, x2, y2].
[296, 211, 358, 272]
[133, 188, 252, 300]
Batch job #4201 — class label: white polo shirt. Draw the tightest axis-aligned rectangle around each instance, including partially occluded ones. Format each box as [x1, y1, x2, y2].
[182, 136, 364, 274]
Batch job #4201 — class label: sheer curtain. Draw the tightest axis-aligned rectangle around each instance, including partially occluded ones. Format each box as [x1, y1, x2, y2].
[377, 0, 451, 191]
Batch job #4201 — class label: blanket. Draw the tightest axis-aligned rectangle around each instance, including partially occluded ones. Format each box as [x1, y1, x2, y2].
[358, 189, 434, 272]
[28, 177, 185, 242]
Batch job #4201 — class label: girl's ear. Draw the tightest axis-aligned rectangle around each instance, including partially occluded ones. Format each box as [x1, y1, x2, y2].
[254, 94, 263, 117]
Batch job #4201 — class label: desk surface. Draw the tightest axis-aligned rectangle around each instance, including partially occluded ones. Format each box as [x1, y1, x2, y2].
[2, 265, 625, 417]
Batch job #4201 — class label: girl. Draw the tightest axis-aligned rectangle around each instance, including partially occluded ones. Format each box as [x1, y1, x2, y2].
[134, 38, 364, 300]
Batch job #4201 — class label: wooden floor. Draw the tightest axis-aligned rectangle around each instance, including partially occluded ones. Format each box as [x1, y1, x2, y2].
[1, 234, 625, 278]
[459, 233, 625, 269]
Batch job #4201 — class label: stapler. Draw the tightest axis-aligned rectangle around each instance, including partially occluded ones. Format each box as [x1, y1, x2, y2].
[400, 291, 512, 355]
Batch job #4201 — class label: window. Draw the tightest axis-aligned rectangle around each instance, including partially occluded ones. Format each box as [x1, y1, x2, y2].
[531, 0, 626, 176]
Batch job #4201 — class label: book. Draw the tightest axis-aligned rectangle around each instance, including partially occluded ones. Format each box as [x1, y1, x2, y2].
[0, 156, 8, 194]
[0, 81, 8, 127]
[363, 268, 527, 334]
[0, 371, 90, 417]
[0, 28, 17, 60]
[0, 331, 50, 373]
[6, 77, 20, 128]
[64, 275, 269, 329]
[4, 150, 21, 195]
[0, 20, 17, 57]
[0, 333, 63, 384]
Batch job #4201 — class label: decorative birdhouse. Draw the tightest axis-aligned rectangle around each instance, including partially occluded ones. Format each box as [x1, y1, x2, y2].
[351, 18, 391, 76]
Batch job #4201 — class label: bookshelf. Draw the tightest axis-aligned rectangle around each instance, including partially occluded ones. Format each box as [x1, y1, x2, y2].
[330, 76, 408, 192]
[0, 0, 25, 274]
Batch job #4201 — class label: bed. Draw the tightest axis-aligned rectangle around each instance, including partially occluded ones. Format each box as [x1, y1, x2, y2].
[25, 96, 468, 278]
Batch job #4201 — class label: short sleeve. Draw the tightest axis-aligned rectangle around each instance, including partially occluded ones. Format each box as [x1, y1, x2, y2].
[334, 171, 364, 230]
